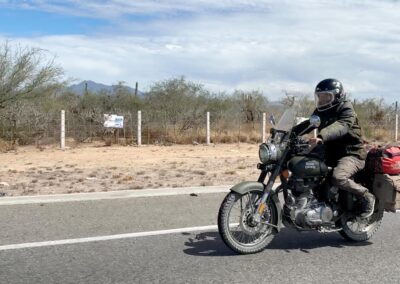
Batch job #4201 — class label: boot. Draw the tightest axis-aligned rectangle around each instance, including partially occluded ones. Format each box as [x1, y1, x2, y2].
[360, 192, 375, 218]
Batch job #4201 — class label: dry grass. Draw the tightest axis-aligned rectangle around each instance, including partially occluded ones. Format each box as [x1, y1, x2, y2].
[0, 138, 14, 153]
[122, 175, 134, 182]
[108, 123, 265, 145]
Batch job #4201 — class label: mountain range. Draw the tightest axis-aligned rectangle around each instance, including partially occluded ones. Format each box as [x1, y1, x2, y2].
[68, 80, 143, 96]
[67, 81, 282, 106]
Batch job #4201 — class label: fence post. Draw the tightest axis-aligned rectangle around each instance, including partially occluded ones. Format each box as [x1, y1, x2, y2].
[61, 110, 65, 149]
[238, 115, 241, 144]
[137, 110, 142, 146]
[395, 101, 398, 142]
[262, 113, 266, 143]
[206, 112, 210, 145]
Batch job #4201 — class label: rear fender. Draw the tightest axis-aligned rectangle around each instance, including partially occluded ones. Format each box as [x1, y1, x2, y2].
[230, 181, 282, 231]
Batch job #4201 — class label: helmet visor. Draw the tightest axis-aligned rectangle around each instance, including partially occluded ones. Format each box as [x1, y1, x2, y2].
[315, 91, 334, 108]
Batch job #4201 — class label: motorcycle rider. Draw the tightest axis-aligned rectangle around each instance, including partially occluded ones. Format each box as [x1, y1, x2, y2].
[294, 78, 375, 218]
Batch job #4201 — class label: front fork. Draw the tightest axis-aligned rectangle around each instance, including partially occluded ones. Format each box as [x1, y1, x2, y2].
[252, 149, 289, 224]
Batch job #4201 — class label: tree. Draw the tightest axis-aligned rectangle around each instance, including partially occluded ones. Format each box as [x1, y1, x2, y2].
[281, 91, 315, 118]
[145, 77, 209, 142]
[353, 98, 392, 140]
[233, 90, 269, 125]
[111, 81, 142, 111]
[0, 41, 63, 109]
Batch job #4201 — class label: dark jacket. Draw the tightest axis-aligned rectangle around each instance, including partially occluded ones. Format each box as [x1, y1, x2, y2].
[294, 100, 366, 166]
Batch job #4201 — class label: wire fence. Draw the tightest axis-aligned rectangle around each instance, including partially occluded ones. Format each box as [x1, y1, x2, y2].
[0, 110, 267, 146]
[0, 109, 398, 147]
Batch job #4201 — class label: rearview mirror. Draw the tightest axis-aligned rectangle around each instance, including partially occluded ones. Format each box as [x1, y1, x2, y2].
[309, 115, 321, 128]
[269, 114, 276, 127]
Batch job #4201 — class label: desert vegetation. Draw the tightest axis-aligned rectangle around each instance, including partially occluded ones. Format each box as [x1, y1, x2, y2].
[0, 41, 398, 151]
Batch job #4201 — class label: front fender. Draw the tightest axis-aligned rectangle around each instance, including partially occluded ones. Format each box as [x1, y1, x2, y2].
[230, 181, 282, 231]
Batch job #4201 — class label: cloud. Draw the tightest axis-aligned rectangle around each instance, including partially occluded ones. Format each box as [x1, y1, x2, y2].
[2, 0, 272, 18]
[1, 0, 400, 102]
[3, 0, 399, 19]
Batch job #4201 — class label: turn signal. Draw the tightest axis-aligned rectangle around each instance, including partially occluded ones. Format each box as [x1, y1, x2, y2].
[281, 169, 289, 179]
[258, 203, 266, 214]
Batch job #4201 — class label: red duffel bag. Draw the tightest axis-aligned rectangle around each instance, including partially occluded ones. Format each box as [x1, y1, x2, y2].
[366, 145, 400, 175]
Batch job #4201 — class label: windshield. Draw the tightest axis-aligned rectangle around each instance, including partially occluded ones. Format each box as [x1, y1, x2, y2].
[274, 107, 297, 132]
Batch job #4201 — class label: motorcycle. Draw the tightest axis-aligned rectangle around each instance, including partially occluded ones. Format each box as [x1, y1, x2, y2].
[217, 106, 392, 255]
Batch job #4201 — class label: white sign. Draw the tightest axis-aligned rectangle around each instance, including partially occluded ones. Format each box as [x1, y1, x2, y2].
[104, 114, 124, 129]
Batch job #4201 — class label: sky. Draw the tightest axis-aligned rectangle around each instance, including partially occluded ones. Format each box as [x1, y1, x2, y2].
[0, 0, 399, 102]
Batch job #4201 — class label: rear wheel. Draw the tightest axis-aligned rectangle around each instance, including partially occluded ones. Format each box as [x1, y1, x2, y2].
[339, 209, 383, 242]
[218, 191, 278, 254]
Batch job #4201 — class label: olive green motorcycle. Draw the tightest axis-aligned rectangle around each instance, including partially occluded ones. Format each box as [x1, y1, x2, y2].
[217, 107, 385, 254]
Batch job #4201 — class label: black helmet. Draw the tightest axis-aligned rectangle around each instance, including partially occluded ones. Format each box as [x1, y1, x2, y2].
[314, 78, 345, 111]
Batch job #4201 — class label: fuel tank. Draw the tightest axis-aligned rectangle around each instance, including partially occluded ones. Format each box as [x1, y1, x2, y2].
[288, 156, 329, 178]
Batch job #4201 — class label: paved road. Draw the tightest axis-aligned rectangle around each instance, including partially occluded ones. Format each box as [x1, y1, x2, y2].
[0, 188, 400, 284]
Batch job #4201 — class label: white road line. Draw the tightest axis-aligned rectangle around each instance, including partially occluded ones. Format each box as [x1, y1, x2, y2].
[0, 225, 219, 251]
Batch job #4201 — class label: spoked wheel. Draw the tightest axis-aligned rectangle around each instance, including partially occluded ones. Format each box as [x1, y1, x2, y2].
[339, 209, 384, 242]
[218, 191, 278, 254]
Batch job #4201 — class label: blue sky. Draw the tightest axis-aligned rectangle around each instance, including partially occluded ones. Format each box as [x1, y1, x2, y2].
[1, 0, 400, 102]
[0, 8, 108, 36]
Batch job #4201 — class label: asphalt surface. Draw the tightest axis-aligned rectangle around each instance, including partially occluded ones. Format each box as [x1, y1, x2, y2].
[1, 190, 400, 284]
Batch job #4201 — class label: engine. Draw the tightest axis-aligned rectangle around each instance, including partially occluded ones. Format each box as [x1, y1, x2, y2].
[284, 194, 334, 228]
[296, 200, 334, 227]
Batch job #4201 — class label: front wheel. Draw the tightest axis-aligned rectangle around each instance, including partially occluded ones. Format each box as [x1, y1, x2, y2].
[339, 209, 384, 242]
[218, 191, 278, 254]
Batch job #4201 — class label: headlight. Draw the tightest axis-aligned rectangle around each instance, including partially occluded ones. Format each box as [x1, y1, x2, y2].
[259, 143, 280, 164]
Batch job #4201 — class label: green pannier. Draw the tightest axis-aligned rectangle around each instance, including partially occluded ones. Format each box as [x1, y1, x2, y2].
[372, 174, 400, 212]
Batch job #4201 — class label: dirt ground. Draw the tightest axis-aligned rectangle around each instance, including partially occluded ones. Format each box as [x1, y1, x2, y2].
[0, 143, 261, 196]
